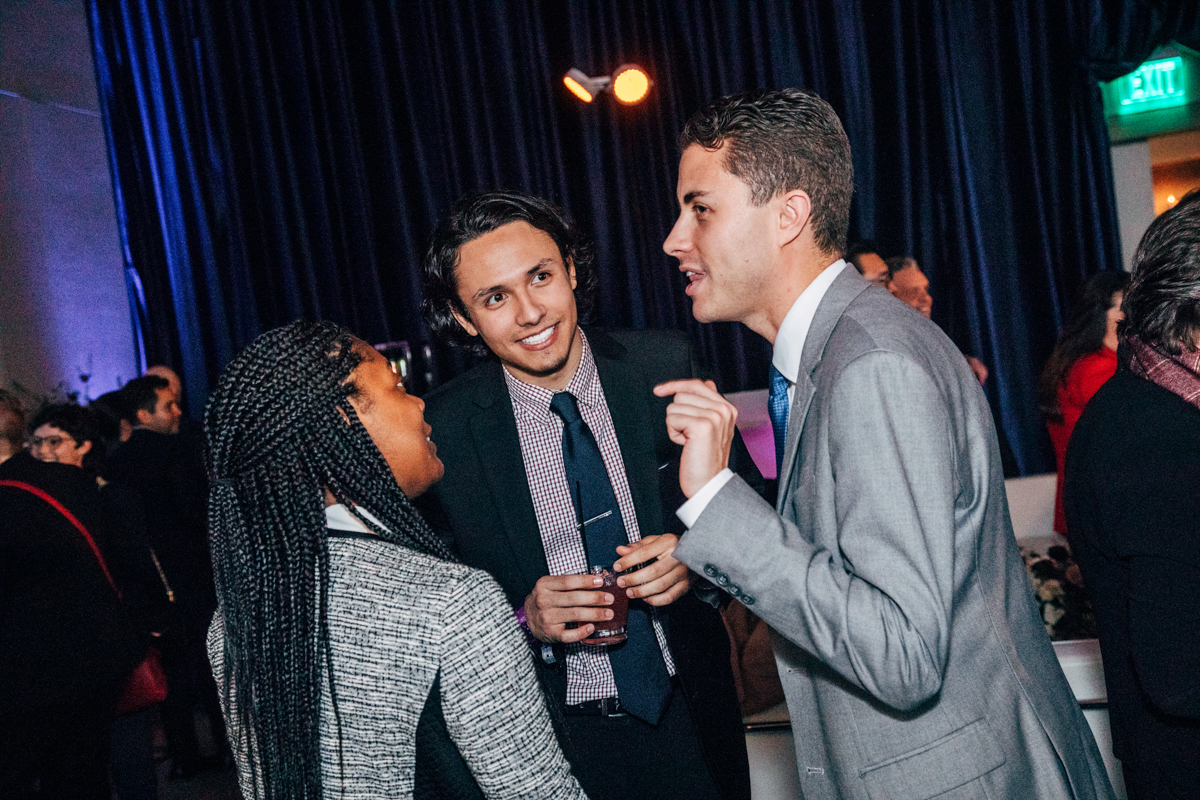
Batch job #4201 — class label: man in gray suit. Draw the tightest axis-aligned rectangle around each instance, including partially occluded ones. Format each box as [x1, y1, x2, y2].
[654, 89, 1114, 799]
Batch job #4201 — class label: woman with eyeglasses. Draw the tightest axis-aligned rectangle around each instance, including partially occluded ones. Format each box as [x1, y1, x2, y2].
[25, 403, 168, 800]
[1, 405, 153, 799]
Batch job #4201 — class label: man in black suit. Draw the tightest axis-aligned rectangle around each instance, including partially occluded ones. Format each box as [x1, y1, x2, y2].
[418, 192, 760, 800]
[106, 374, 220, 777]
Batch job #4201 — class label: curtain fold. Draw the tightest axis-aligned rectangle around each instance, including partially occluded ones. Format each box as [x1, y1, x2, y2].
[87, 0, 1199, 473]
[1081, 0, 1200, 81]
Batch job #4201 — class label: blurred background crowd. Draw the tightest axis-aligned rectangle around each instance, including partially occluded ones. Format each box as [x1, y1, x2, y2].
[0, 367, 231, 799]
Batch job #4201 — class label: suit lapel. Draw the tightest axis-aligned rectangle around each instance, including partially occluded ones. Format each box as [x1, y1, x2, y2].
[590, 331, 665, 541]
[467, 367, 550, 592]
[777, 267, 868, 509]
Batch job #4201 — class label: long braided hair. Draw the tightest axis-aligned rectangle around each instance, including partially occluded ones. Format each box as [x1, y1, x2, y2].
[205, 320, 454, 798]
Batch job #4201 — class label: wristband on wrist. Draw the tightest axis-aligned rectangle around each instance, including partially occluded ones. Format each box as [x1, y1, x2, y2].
[514, 604, 557, 664]
[514, 604, 532, 636]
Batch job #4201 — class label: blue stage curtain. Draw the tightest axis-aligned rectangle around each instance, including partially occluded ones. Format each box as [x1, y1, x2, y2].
[86, 0, 1199, 473]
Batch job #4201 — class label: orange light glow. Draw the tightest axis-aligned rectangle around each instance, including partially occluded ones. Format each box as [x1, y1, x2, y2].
[612, 66, 650, 104]
[564, 75, 594, 103]
[1169, 195, 1177, 204]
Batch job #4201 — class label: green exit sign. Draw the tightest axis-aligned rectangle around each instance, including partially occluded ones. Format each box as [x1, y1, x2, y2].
[1114, 57, 1188, 115]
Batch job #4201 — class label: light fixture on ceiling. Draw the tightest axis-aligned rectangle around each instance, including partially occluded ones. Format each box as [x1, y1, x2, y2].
[563, 68, 607, 103]
[563, 64, 652, 105]
[611, 65, 651, 104]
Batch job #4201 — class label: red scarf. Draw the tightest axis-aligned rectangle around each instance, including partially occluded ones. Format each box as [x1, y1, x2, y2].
[1126, 333, 1200, 411]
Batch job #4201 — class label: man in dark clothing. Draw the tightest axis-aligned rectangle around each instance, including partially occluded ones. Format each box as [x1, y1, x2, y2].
[106, 376, 207, 612]
[144, 365, 207, 472]
[0, 453, 145, 799]
[106, 374, 219, 777]
[418, 192, 761, 800]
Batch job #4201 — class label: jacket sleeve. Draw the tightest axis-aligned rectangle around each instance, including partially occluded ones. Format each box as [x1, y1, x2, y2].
[438, 570, 587, 800]
[675, 351, 956, 711]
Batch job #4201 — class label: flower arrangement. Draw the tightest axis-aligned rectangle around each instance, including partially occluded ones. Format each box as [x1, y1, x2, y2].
[1020, 543, 1098, 641]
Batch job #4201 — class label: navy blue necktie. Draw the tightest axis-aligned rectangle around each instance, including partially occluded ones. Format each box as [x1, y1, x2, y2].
[768, 365, 791, 478]
[550, 391, 671, 724]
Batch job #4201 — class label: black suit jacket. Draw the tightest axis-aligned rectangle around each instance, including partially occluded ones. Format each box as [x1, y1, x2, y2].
[420, 328, 761, 800]
[106, 429, 214, 626]
[1065, 365, 1200, 797]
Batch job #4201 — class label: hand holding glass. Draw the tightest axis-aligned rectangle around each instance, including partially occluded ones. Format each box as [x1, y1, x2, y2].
[583, 566, 628, 645]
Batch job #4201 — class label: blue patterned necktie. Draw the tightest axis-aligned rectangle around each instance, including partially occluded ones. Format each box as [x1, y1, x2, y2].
[768, 364, 791, 478]
[549, 391, 671, 724]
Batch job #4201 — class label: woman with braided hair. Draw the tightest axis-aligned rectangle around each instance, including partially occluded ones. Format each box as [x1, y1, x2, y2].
[205, 320, 586, 799]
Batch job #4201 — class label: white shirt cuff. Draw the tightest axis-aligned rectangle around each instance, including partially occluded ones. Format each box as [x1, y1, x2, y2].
[676, 468, 735, 528]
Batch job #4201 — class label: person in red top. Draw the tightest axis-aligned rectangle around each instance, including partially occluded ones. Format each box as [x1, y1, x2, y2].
[1039, 271, 1130, 535]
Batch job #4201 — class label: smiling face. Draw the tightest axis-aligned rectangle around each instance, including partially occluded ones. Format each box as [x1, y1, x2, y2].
[347, 343, 443, 498]
[30, 423, 92, 468]
[663, 144, 784, 334]
[451, 221, 582, 390]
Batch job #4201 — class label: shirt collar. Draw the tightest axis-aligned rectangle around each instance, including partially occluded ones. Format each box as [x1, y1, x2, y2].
[772, 259, 848, 384]
[504, 329, 602, 424]
[325, 502, 389, 534]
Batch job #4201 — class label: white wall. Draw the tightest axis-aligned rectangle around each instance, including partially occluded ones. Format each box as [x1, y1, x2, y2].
[1109, 141, 1156, 270]
[0, 0, 135, 406]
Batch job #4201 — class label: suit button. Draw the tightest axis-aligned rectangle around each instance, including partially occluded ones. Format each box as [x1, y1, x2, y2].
[703, 564, 718, 578]
[716, 574, 729, 587]
[741, 595, 755, 605]
[728, 584, 742, 597]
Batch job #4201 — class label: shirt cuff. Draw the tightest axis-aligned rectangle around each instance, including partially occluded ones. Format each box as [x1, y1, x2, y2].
[676, 468, 735, 528]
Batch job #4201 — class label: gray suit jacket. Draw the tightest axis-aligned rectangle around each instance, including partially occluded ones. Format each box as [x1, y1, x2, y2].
[675, 268, 1114, 800]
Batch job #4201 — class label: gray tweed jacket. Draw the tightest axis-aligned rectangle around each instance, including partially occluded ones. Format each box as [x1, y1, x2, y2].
[208, 534, 587, 799]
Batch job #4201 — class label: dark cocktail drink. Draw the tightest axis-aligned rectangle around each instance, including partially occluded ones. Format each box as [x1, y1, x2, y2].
[584, 566, 628, 645]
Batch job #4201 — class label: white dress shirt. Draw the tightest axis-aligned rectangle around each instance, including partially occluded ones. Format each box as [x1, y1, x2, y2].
[504, 332, 675, 703]
[678, 259, 849, 527]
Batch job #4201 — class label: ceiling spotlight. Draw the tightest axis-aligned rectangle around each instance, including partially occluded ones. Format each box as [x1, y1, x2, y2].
[563, 68, 608, 103]
[563, 64, 652, 105]
[612, 65, 651, 104]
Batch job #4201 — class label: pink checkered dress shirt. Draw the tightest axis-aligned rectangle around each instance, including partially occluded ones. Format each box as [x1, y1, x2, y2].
[504, 331, 675, 704]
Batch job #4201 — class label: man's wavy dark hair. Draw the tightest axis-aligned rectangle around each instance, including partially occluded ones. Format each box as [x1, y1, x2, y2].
[680, 88, 854, 257]
[422, 192, 597, 356]
[1124, 187, 1200, 355]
